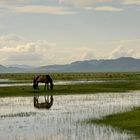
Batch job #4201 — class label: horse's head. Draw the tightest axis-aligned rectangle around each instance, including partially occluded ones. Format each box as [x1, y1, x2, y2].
[33, 77, 38, 90]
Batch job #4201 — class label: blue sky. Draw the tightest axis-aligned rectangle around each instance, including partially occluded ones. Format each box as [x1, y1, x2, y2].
[0, 0, 140, 66]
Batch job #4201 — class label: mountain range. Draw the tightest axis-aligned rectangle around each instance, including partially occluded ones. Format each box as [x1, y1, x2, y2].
[1, 57, 140, 73]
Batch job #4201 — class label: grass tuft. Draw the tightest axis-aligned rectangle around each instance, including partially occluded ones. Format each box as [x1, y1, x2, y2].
[87, 107, 140, 138]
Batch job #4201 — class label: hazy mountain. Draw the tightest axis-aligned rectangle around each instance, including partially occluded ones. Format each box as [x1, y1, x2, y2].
[37, 57, 140, 72]
[6, 64, 35, 69]
[1, 57, 140, 73]
[0, 65, 8, 72]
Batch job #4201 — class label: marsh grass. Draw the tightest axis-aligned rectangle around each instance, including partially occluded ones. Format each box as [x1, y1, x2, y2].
[0, 82, 135, 97]
[1, 72, 140, 139]
[87, 107, 140, 138]
[1, 72, 140, 81]
[0, 81, 140, 97]
[0, 112, 36, 118]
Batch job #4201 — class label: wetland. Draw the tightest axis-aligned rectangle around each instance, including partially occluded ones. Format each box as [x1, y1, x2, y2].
[0, 72, 140, 139]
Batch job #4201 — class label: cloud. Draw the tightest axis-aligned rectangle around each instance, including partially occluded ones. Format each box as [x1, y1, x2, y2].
[108, 46, 134, 59]
[0, 34, 95, 65]
[0, 0, 31, 5]
[0, 34, 25, 47]
[107, 39, 140, 59]
[0, 34, 24, 42]
[0, 35, 55, 65]
[59, 0, 140, 6]
[122, 0, 140, 5]
[59, 0, 113, 7]
[94, 6, 124, 12]
[0, 4, 79, 16]
[1, 34, 140, 66]
[9, 5, 79, 15]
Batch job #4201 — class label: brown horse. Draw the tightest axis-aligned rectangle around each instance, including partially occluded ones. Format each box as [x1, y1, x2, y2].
[34, 95, 54, 109]
[33, 75, 53, 90]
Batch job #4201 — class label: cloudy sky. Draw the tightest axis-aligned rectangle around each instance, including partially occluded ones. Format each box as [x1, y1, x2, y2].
[0, 0, 140, 66]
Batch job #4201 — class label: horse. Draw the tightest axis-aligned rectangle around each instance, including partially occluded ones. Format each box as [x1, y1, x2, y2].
[33, 75, 54, 90]
[34, 95, 54, 109]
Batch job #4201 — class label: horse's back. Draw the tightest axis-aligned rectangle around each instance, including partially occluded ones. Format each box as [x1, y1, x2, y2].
[35, 75, 45, 82]
[35, 75, 52, 83]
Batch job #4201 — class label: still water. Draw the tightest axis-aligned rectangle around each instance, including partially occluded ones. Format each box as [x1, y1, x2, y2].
[0, 79, 104, 87]
[0, 92, 140, 140]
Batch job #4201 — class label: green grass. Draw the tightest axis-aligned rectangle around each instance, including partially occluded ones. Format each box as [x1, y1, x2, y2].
[1, 72, 140, 81]
[87, 107, 140, 138]
[0, 81, 140, 97]
[1, 72, 140, 138]
[1, 72, 140, 97]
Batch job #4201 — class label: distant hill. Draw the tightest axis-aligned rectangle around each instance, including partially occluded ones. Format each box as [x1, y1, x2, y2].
[1, 57, 140, 73]
[37, 57, 140, 72]
[0, 65, 7, 72]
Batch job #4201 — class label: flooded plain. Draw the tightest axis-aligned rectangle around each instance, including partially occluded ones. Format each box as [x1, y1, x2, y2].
[0, 91, 140, 140]
[0, 79, 104, 87]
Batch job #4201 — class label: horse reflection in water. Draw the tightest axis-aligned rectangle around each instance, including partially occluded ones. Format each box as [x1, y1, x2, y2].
[33, 75, 54, 109]
[33, 75, 54, 91]
[34, 95, 54, 109]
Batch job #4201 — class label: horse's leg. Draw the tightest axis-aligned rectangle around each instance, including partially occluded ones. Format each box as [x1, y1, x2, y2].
[44, 95, 47, 102]
[46, 95, 49, 102]
[47, 83, 49, 90]
[36, 82, 39, 90]
[44, 94, 49, 102]
[44, 83, 46, 91]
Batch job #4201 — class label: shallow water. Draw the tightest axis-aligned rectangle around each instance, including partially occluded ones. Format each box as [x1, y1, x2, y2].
[0, 92, 140, 140]
[0, 79, 104, 87]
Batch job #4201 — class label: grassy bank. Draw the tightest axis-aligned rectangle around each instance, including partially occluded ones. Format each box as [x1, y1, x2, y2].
[1, 72, 140, 97]
[87, 107, 140, 138]
[1, 72, 140, 81]
[0, 81, 140, 97]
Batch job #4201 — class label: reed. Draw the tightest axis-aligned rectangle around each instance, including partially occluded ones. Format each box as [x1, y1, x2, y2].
[87, 107, 140, 138]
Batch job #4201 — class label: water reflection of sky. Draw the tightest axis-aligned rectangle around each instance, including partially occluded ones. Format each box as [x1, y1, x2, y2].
[0, 92, 140, 140]
[0, 80, 104, 87]
[0, 79, 128, 87]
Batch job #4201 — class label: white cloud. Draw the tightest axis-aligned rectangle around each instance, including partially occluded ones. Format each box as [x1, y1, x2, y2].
[0, 34, 24, 42]
[108, 46, 134, 59]
[59, 0, 112, 7]
[0, 34, 95, 65]
[59, 0, 140, 6]
[0, 0, 32, 5]
[0, 34, 25, 47]
[0, 4, 79, 16]
[66, 47, 95, 62]
[107, 39, 140, 59]
[122, 0, 140, 5]
[1, 34, 140, 66]
[8, 5, 79, 15]
[0, 5, 78, 15]
[0, 35, 54, 65]
[94, 6, 124, 12]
